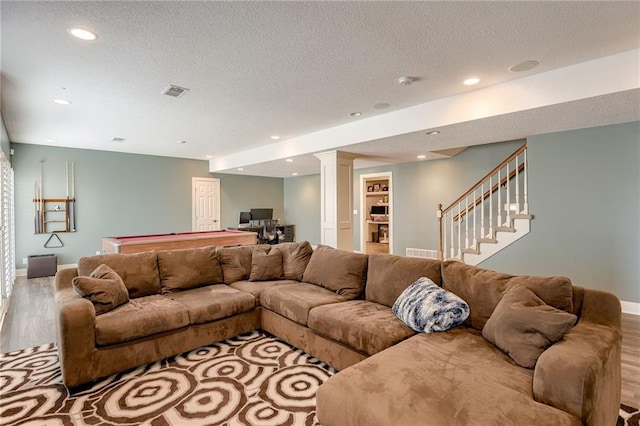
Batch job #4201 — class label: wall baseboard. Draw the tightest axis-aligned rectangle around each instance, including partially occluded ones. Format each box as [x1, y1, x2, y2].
[15, 264, 78, 277]
[621, 300, 640, 316]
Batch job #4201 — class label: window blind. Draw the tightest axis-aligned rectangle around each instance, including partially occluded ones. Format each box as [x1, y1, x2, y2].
[0, 152, 15, 314]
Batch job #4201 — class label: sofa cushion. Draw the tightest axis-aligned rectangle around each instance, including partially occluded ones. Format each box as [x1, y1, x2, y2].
[302, 245, 368, 298]
[308, 300, 415, 355]
[316, 327, 581, 426]
[72, 264, 129, 315]
[218, 245, 269, 284]
[78, 251, 161, 299]
[260, 282, 349, 325]
[95, 295, 189, 346]
[483, 284, 577, 369]
[229, 279, 300, 302]
[279, 241, 313, 280]
[442, 261, 574, 330]
[166, 284, 256, 325]
[157, 246, 224, 292]
[249, 247, 283, 281]
[392, 277, 469, 333]
[366, 254, 442, 307]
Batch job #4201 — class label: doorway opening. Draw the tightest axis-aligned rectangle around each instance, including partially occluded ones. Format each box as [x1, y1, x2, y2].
[359, 172, 392, 254]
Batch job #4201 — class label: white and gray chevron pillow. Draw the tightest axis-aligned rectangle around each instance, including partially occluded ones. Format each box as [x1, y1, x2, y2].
[392, 277, 470, 333]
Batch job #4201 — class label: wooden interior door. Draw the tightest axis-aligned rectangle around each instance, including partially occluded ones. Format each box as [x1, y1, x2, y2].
[192, 178, 221, 231]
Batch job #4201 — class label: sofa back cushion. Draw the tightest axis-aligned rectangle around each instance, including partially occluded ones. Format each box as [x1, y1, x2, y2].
[366, 254, 442, 307]
[278, 241, 313, 281]
[302, 245, 368, 298]
[77, 251, 161, 299]
[157, 246, 224, 292]
[442, 261, 574, 331]
[218, 244, 269, 284]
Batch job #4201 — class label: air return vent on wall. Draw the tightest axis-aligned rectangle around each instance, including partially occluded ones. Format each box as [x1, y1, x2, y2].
[162, 85, 189, 98]
[406, 248, 438, 259]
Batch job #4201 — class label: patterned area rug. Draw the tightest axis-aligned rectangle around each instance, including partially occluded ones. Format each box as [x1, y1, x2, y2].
[0, 332, 335, 425]
[0, 331, 637, 426]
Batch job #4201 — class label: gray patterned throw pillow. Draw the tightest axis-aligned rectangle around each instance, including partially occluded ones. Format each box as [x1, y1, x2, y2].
[392, 277, 470, 333]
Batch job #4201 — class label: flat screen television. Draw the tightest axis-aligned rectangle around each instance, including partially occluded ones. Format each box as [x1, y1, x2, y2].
[250, 208, 273, 220]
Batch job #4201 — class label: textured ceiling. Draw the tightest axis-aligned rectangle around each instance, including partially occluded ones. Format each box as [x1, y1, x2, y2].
[1, 1, 639, 176]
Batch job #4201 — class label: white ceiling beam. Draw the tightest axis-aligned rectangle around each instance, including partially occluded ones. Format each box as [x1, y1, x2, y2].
[210, 49, 639, 173]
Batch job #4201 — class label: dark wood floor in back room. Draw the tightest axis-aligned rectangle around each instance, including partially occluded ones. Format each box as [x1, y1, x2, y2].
[1, 275, 639, 408]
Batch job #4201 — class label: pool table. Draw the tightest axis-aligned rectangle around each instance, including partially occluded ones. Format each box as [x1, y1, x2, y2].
[101, 230, 257, 254]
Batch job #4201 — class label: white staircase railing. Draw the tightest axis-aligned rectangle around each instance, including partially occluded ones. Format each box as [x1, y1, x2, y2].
[437, 144, 530, 263]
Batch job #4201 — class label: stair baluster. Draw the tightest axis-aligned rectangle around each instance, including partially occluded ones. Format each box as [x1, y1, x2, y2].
[437, 144, 531, 264]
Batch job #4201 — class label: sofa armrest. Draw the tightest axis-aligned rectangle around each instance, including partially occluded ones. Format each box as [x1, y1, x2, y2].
[55, 288, 97, 387]
[55, 267, 78, 291]
[533, 289, 621, 426]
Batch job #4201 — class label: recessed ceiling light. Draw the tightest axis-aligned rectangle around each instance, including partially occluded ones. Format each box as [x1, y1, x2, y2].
[270, 135, 281, 140]
[463, 77, 480, 86]
[417, 155, 427, 159]
[509, 60, 539, 72]
[111, 137, 126, 142]
[292, 172, 298, 176]
[286, 158, 294, 163]
[398, 76, 414, 86]
[426, 130, 440, 136]
[349, 112, 362, 117]
[177, 140, 187, 144]
[46, 138, 57, 143]
[68, 28, 98, 41]
[53, 98, 71, 105]
[237, 168, 244, 171]
[372, 103, 390, 110]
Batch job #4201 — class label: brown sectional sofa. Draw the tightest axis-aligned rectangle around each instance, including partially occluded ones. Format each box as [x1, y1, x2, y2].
[55, 242, 621, 425]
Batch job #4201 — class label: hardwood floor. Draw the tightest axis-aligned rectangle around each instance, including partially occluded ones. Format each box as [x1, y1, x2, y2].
[1, 275, 639, 408]
[365, 241, 389, 254]
[622, 312, 640, 407]
[0, 275, 56, 353]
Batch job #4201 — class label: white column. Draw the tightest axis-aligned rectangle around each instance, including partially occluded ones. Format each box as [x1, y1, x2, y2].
[314, 150, 356, 251]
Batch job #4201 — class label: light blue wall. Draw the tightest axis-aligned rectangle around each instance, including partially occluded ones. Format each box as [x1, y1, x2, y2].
[283, 174, 321, 245]
[481, 121, 640, 303]
[12, 144, 284, 267]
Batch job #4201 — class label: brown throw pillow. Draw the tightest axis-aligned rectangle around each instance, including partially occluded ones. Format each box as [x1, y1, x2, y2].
[72, 264, 129, 315]
[482, 283, 577, 369]
[280, 241, 313, 280]
[249, 247, 283, 281]
[218, 245, 271, 283]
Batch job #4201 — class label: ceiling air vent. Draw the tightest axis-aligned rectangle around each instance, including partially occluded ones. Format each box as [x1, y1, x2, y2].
[162, 84, 189, 98]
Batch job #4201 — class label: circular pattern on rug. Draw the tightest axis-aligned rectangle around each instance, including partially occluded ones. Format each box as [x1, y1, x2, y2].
[0, 346, 59, 381]
[174, 344, 227, 367]
[93, 368, 196, 423]
[0, 385, 68, 425]
[165, 377, 247, 425]
[191, 354, 257, 383]
[259, 365, 330, 412]
[237, 338, 294, 366]
[237, 400, 295, 426]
